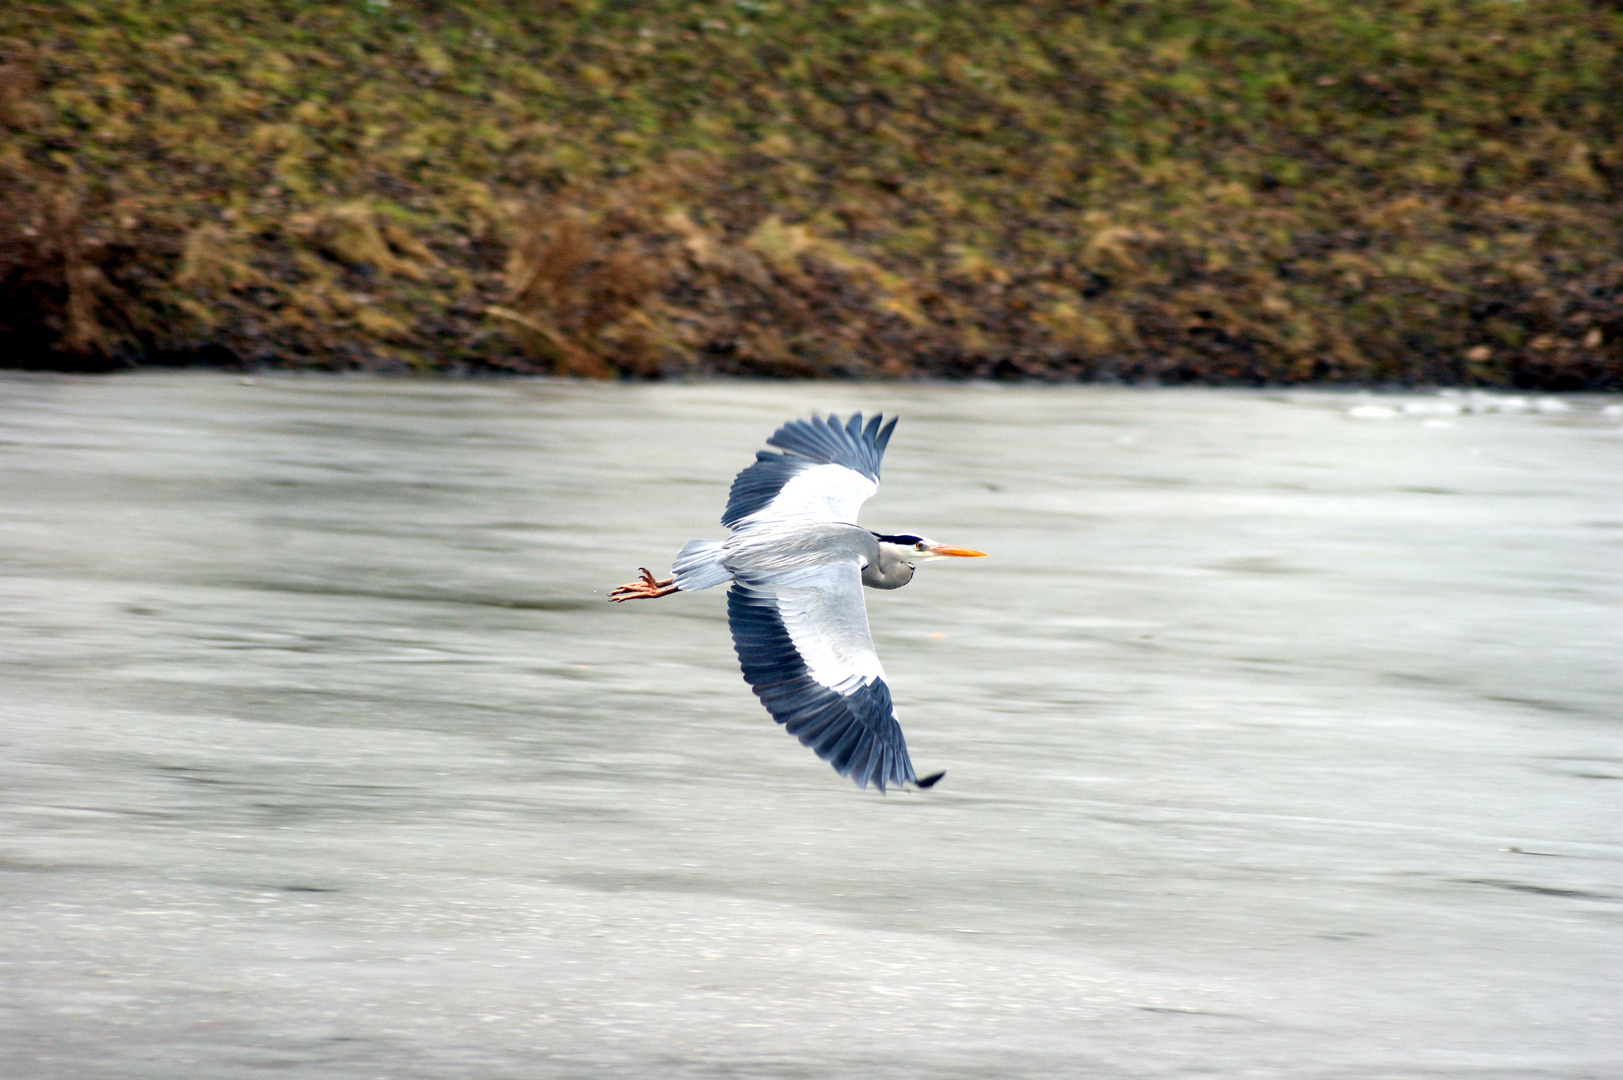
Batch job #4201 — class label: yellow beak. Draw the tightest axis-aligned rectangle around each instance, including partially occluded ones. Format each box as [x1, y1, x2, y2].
[928, 545, 989, 558]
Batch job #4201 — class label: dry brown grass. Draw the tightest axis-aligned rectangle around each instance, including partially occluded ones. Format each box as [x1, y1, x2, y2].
[498, 202, 669, 378]
[0, 162, 151, 369]
[0, 47, 173, 369]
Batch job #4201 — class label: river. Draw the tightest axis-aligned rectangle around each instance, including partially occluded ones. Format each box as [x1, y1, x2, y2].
[2, 372, 1619, 1078]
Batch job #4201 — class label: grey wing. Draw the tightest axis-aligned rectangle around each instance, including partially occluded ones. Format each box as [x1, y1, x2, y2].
[722, 413, 899, 529]
[726, 561, 920, 793]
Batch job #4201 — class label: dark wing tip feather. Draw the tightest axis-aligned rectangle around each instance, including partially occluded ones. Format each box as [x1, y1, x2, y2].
[763, 411, 898, 483]
[876, 416, 898, 455]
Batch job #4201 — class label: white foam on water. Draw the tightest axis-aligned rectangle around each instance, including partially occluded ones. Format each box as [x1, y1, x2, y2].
[1402, 400, 1462, 415]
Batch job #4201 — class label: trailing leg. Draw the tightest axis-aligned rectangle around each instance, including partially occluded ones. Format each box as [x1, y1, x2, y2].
[609, 568, 680, 602]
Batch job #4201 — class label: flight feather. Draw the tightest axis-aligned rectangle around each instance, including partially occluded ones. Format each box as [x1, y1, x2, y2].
[727, 562, 918, 793]
[721, 413, 898, 529]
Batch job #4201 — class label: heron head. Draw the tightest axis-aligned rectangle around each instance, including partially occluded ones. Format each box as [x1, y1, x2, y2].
[872, 533, 988, 564]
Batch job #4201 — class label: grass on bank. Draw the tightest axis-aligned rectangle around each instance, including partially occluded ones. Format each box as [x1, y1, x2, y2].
[2, 0, 1620, 386]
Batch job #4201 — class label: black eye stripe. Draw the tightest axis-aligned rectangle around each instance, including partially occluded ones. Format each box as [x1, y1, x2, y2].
[874, 533, 925, 545]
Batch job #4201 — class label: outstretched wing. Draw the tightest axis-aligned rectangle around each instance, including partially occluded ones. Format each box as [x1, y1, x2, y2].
[722, 413, 899, 530]
[727, 563, 920, 792]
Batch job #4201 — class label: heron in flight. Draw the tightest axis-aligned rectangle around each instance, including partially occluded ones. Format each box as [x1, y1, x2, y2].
[610, 413, 986, 793]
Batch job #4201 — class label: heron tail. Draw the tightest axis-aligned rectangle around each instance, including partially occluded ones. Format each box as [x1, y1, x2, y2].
[671, 540, 732, 592]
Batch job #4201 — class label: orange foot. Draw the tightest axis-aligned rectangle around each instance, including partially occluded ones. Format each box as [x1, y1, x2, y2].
[609, 567, 679, 602]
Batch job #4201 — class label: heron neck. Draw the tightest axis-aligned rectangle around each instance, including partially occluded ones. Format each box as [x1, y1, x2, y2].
[862, 549, 915, 590]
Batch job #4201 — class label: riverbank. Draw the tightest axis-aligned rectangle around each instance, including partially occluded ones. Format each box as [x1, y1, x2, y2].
[3, 1, 1620, 386]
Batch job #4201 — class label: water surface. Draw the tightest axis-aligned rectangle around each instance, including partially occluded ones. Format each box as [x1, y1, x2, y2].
[2, 374, 1619, 1078]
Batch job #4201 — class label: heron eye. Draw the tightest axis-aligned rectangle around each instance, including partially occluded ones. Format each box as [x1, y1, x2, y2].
[915, 542, 926, 550]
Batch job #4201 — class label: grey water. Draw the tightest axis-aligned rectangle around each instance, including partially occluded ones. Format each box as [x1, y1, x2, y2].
[1, 372, 1619, 1079]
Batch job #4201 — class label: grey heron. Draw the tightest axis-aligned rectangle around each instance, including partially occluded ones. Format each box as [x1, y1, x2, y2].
[610, 413, 986, 793]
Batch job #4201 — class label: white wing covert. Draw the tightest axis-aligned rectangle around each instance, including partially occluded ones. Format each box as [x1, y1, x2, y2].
[721, 413, 897, 529]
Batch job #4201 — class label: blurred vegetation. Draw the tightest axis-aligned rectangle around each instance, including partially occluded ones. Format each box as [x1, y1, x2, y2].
[2, 0, 1620, 385]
